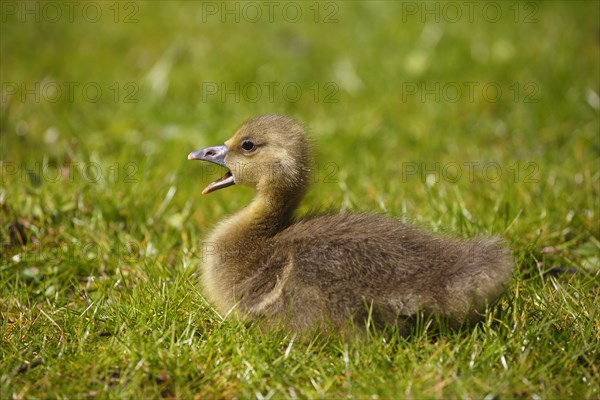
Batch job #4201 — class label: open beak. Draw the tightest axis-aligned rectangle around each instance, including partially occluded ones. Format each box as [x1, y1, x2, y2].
[188, 145, 235, 194]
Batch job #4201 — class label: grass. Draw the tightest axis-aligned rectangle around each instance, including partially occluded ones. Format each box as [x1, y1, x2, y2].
[1, 1, 599, 398]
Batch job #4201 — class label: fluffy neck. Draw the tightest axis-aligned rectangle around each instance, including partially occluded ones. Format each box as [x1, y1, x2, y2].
[220, 187, 304, 242]
[202, 186, 304, 313]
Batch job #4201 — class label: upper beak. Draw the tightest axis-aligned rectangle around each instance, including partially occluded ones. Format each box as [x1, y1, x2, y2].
[188, 145, 228, 166]
[187, 145, 235, 194]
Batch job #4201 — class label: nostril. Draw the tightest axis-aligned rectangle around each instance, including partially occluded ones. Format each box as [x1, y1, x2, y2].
[206, 150, 215, 157]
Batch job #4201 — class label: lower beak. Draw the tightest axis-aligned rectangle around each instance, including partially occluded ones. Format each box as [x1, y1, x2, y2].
[188, 145, 235, 194]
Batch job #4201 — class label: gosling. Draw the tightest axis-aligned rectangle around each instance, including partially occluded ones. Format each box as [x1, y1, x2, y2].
[188, 115, 514, 336]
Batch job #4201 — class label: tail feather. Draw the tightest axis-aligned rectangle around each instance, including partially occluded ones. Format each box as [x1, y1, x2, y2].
[444, 236, 514, 321]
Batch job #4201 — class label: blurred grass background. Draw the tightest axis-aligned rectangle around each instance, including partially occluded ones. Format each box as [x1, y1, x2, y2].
[1, 1, 599, 398]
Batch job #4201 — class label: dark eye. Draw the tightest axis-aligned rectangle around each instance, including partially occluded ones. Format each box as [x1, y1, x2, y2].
[241, 140, 255, 152]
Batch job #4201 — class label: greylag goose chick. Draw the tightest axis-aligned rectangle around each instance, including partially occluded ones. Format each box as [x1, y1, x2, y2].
[188, 115, 514, 336]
